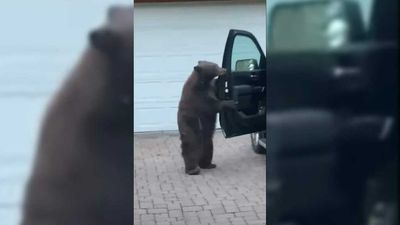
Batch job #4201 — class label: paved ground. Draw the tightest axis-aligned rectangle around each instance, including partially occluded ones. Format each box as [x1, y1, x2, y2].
[134, 130, 266, 225]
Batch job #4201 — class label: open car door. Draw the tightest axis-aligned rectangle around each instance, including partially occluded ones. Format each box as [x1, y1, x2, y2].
[217, 29, 266, 138]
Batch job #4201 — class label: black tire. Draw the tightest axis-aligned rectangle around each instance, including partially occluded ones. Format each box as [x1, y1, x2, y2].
[250, 132, 266, 154]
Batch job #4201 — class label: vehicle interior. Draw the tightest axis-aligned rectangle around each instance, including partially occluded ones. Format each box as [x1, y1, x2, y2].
[266, 0, 398, 224]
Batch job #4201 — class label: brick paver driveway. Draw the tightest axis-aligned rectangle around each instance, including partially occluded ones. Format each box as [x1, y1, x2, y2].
[134, 130, 266, 225]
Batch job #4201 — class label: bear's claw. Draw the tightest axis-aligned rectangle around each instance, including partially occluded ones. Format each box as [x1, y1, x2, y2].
[185, 167, 201, 175]
[199, 163, 217, 169]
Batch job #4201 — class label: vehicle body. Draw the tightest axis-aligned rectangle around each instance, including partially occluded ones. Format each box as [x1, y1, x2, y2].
[217, 0, 397, 224]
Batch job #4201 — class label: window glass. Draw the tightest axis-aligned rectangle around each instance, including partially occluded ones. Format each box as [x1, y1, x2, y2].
[231, 35, 262, 72]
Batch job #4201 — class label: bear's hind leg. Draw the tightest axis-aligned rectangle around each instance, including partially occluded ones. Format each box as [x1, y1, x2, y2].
[199, 116, 217, 169]
[199, 137, 216, 169]
[181, 139, 201, 175]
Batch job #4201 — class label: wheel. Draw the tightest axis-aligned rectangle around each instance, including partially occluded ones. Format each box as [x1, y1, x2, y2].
[250, 132, 266, 154]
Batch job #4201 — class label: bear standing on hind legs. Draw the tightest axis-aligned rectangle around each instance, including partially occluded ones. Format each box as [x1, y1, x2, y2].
[178, 61, 236, 175]
[21, 5, 133, 225]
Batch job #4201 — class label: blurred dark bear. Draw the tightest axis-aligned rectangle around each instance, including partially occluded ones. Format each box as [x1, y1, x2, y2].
[178, 61, 236, 175]
[21, 5, 133, 225]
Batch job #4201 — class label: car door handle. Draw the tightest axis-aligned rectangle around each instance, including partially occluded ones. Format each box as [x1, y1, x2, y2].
[332, 66, 368, 92]
[332, 66, 361, 78]
[250, 72, 259, 80]
[238, 111, 264, 120]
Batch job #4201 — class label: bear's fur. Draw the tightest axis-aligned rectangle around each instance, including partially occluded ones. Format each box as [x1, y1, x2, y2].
[178, 61, 236, 175]
[21, 5, 133, 225]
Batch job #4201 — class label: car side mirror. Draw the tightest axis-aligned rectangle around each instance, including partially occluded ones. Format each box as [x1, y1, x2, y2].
[235, 58, 259, 71]
[268, 0, 366, 51]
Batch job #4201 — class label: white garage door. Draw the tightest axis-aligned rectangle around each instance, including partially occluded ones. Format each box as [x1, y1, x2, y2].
[134, 1, 266, 132]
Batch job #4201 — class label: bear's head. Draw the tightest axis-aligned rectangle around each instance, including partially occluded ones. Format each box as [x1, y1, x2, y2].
[90, 5, 133, 62]
[88, 5, 133, 129]
[194, 61, 226, 85]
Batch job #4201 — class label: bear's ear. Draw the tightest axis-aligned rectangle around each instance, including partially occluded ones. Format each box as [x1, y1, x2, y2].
[108, 5, 123, 21]
[89, 28, 119, 54]
[194, 65, 202, 73]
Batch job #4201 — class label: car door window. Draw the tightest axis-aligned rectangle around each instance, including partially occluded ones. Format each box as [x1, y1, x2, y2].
[231, 35, 262, 72]
[270, 2, 329, 51]
[269, 1, 367, 51]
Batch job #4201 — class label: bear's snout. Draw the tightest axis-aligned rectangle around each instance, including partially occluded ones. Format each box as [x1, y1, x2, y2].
[218, 68, 227, 76]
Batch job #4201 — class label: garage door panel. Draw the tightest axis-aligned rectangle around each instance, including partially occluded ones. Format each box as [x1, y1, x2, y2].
[134, 107, 177, 132]
[135, 55, 200, 77]
[0, 51, 80, 96]
[135, 31, 227, 55]
[134, 56, 161, 73]
[134, 81, 183, 101]
[134, 54, 223, 82]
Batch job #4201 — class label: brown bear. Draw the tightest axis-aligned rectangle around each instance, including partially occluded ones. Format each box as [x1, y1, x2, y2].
[178, 61, 236, 175]
[20, 5, 132, 225]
